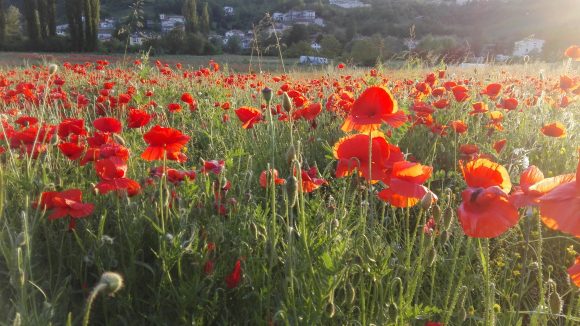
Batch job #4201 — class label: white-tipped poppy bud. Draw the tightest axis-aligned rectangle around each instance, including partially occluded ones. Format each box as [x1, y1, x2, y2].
[98, 272, 124, 296]
[49, 64, 58, 75]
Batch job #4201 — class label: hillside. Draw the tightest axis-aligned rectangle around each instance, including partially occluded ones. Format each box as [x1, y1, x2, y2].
[2, 0, 578, 59]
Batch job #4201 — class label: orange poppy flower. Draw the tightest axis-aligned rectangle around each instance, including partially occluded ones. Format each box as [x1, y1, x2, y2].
[470, 102, 489, 115]
[433, 98, 450, 109]
[333, 132, 403, 182]
[541, 122, 567, 138]
[299, 167, 327, 193]
[458, 186, 519, 238]
[460, 158, 512, 193]
[560, 75, 575, 91]
[569, 257, 580, 287]
[537, 160, 579, 237]
[481, 83, 502, 99]
[341, 86, 407, 133]
[141, 125, 190, 161]
[235, 107, 263, 129]
[449, 120, 468, 134]
[378, 161, 434, 208]
[510, 165, 575, 208]
[564, 45, 580, 61]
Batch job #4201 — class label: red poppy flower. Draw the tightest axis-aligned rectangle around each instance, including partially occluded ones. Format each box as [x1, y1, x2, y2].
[96, 178, 141, 197]
[564, 45, 580, 61]
[470, 102, 489, 115]
[510, 165, 574, 209]
[58, 142, 85, 161]
[449, 120, 468, 134]
[96, 157, 127, 180]
[378, 161, 434, 208]
[333, 132, 403, 183]
[459, 144, 479, 156]
[201, 160, 225, 175]
[34, 189, 95, 230]
[560, 75, 575, 91]
[457, 159, 517, 238]
[168, 103, 182, 113]
[481, 83, 502, 99]
[93, 117, 122, 134]
[127, 109, 151, 128]
[537, 160, 579, 237]
[541, 122, 567, 138]
[569, 257, 580, 287]
[452, 85, 470, 102]
[498, 98, 518, 111]
[433, 98, 450, 109]
[341, 86, 407, 133]
[141, 125, 190, 161]
[225, 259, 242, 289]
[15, 116, 38, 127]
[58, 118, 87, 140]
[181, 92, 195, 105]
[293, 102, 322, 121]
[300, 167, 326, 193]
[259, 169, 286, 188]
[235, 107, 263, 129]
[493, 139, 507, 154]
[460, 158, 512, 193]
[337, 63, 345, 69]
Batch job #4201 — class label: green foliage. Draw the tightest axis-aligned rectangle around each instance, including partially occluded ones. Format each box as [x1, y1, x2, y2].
[182, 0, 199, 34]
[284, 40, 313, 58]
[319, 34, 342, 59]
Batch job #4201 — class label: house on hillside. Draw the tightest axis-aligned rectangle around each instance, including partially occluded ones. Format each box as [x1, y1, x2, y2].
[224, 6, 234, 16]
[99, 18, 116, 29]
[329, 0, 370, 9]
[311, 42, 321, 52]
[513, 38, 545, 57]
[129, 32, 158, 46]
[97, 28, 114, 41]
[56, 24, 69, 36]
[160, 14, 185, 33]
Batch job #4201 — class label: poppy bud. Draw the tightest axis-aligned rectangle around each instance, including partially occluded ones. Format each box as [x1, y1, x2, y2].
[282, 92, 293, 112]
[286, 145, 296, 164]
[262, 87, 273, 103]
[443, 205, 454, 230]
[432, 205, 441, 223]
[49, 64, 58, 75]
[548, 290, 563, 314]
[421, 191, 437, 210]
[98, 272, 124, 296]
[457, 307, 467, 322]
[286, 176, 299, 207]
[325, 301, 336, 318]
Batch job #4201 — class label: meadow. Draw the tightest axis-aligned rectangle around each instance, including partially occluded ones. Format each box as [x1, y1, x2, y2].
[0, 49, 579, 325]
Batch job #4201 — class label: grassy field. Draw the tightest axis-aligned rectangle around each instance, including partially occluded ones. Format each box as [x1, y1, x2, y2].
[0, 52, 579, 325]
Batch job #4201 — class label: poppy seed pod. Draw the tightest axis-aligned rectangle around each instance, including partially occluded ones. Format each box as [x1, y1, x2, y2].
[262, 87, 272, 103]
[421, 191, 437, 210]
[99, 272, 124, 296]
[282, 92, 293, 112]
[286, 145, 296, 165]
[49, 64, 58, 75]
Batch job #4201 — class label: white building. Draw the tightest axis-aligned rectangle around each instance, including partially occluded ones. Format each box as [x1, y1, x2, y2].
[160, 14, 185, 33]
[56, 24, 69, 36]
[97, 28, 114, 41]
[513, 38, 545, 57]
[224, 6, 234, 16]
[404, 39, 419, 50]
[299, 56, 329, 65]
[272, 13, 284, 22]
[99, 18, 116, 29]
[329, 0, 370, 9]
[311, 42, 321, 51]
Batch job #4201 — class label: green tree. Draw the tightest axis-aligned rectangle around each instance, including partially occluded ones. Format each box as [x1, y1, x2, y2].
[320, 34, 342, 58]
[200, 2, 210, 35]
[284, 24, 309, 47]
[350, 38, 380, 66]
[66, 0, 84, 51]
[23, 0, 41, 41]
[4, 6, 23, 41]
[182, 0, 199, 33]
[84, 0, 100, 51]
[0, 0, 5, 46]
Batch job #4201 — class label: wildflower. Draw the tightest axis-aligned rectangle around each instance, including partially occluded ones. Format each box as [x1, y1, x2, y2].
[457, 159, 518, 238]
[541, 122, 567, 138]
[378, 161, 434, 208]
[225, 259, 242, 289]
[234, 107, 263, 129]
[259, 169, 286, 188]
[341, 86, 407, 133]
[141, 125, 190, 161]
[34, 189, 95, 230]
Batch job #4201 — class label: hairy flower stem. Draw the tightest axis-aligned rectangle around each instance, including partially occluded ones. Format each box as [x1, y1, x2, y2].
[82, 283, 107, 326]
